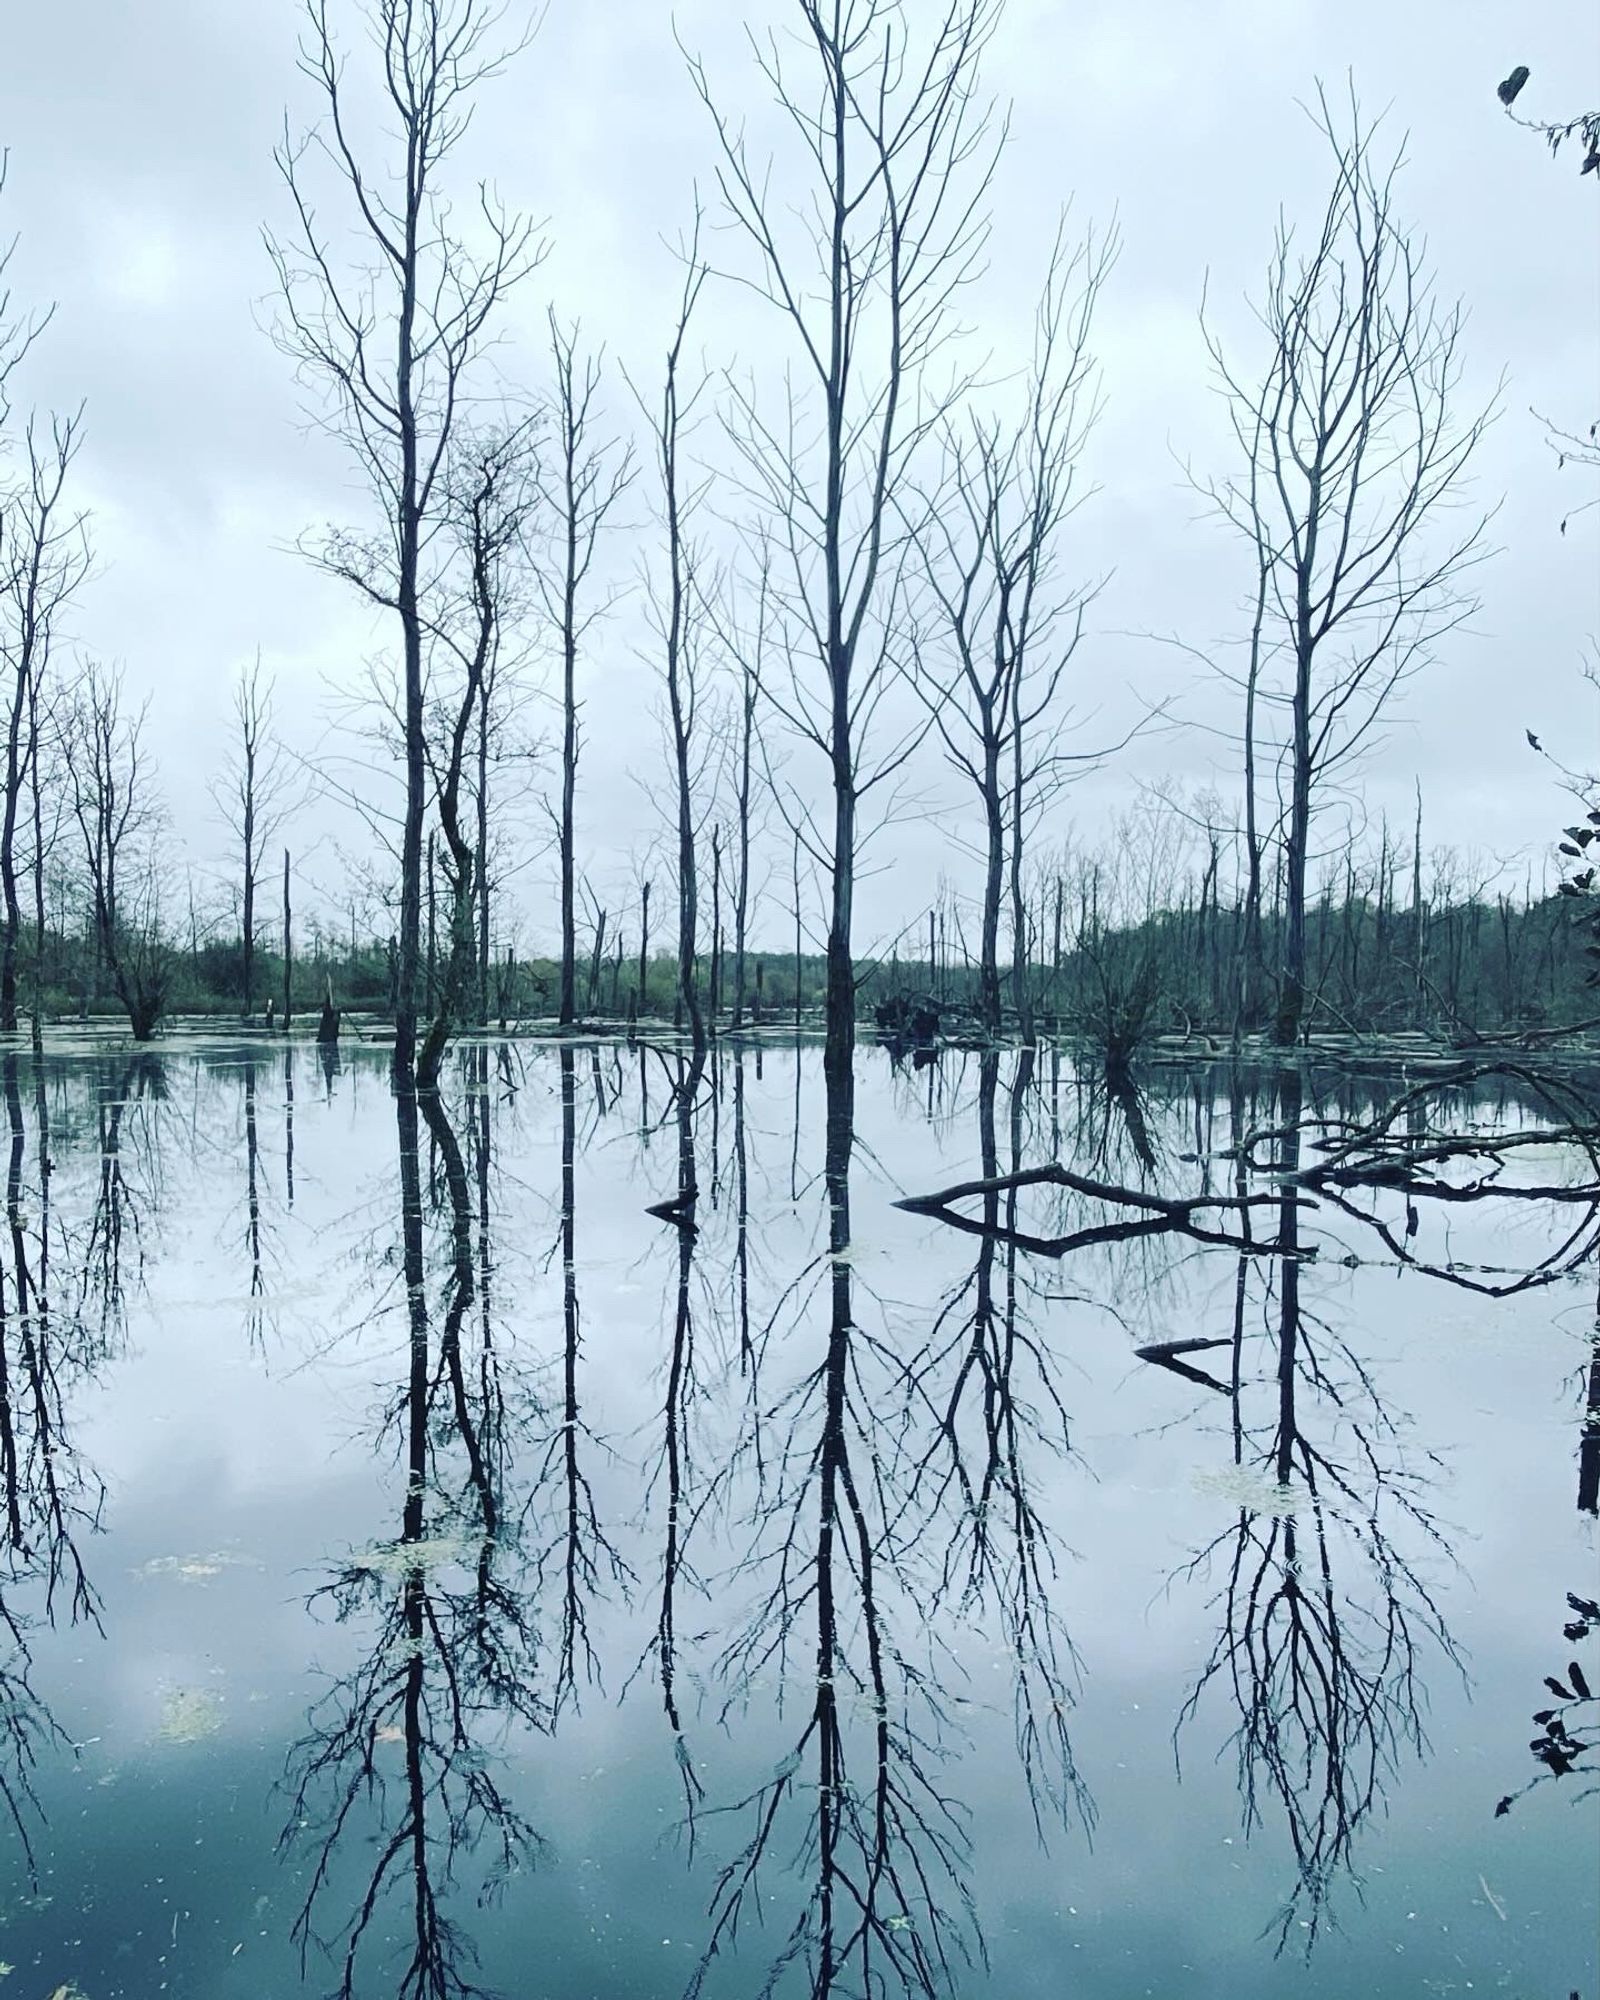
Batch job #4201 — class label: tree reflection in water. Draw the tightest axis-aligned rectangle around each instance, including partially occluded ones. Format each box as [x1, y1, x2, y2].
[685, 1043, 1096, 2000]
[543, 1042, 631, 1713]
[903, 1054, 1600, 1955]
[4, 1038, 1595, 1993]
[642, 1048, 709, 1832]
[78, 1053, 162, 1347]
[898, 1050, 1090, 1843]
[281, 1068, 548, 2000]
[0, 1050, 114, 1883]
[1175, 1070, 1459, 1949]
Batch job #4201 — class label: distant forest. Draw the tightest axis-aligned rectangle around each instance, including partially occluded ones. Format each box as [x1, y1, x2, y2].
[25, 869, 1598, 1050]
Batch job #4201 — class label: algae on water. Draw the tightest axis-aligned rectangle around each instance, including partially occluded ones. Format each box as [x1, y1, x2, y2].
[158, 1686, 224, 1744]
[1190, 1464, 1300, 1517]
[351, 1532, 486, 1581]
[135, 1549, 261, 1585]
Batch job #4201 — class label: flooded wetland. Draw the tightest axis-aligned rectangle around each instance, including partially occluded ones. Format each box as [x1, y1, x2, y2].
[1, 0, 1595, 1991]
[0, 1028, 1593, 1999]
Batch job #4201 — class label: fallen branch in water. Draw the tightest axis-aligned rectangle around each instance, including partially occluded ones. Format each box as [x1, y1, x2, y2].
[896, 1163, 1308, 1261]
[898, 1161, 1292, 1221]
[910, 1202, 1301, 1261]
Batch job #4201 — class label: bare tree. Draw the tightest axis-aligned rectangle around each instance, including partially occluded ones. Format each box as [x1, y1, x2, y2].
[283, 1084, 547, 2000]
[24, 659, 66, 1043]
[469, 511, 544, 1028]
[0, 162, 50, 427]
[1, 413, 89, 1033]
[688, 0, 1003, 1102]
[721, 542, 772, 1033]
[211, 656, 294, 1019]
[536, 316, 634, 1030]
[1176, 1076, 1460, 1948]
[632, 224, 714, 1055]
[911, 219, 1116, 1039]
[418, 419, 539, 1086]
[1201, 88, 1495, 1046]
[65, 665, 170, 1040]
[267, 0, 541, 1083]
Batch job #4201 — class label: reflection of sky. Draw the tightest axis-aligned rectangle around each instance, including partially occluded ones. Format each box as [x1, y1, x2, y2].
[2, 1041, 1595, 1996]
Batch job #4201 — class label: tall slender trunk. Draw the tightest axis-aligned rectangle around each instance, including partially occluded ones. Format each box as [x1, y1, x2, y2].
[671, 702, 700, 1048]
[426, 828, 438, 1015]
[1412, 785, 1426, 1029]
[1239, 550, 1267, 1039]
[558, 504, 579, 1028]
[27, 677, 45, 1052]
[393, 186, 425, 1086]
[731, 674, 754, 1029]
[281, 847, 292, 1033]
[794, 827, 805, 1031]
[1008, 700, 1033, 1043]
[1274, 565, 1316, 1047]
[241, 798, 256, 1020]
[477, 673, 491, 1026]
[637, 880, 651, 1018]
[710, 824, 723, 1028]
[0, 655, 29, 1034]
[1051, 876, 1064, 1024]
[977, 730, 1004, 1036]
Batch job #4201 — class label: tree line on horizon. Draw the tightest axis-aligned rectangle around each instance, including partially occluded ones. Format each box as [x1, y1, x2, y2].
[0, 3, 1593, 1077]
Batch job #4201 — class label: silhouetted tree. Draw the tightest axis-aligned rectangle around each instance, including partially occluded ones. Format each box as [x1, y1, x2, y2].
[1, 414, 88, 1032]
[211, 657, 294, 1019]
[65, 666, 171, 1040]
[268, 0, 541, 1083]
[689, 0, 1003, 1100]
[1201, 87, 1494, 1044]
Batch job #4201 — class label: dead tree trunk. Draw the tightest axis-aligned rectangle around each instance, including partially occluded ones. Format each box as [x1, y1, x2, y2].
[268, 0, 539, 1085]
[2, 416, 87, 1034]
[541, 318, 633, 1032]
[690, 0, 1001, 1124]
[1199, 90, 1492, 1048]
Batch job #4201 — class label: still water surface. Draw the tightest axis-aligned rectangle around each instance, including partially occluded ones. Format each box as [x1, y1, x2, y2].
[0, 1032, 1594, 1998]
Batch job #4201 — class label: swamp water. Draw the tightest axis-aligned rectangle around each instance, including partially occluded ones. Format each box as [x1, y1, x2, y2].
[0, 1031, 1593, 1999]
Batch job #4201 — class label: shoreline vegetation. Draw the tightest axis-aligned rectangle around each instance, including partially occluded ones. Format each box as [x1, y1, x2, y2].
[12, 883, 1600, 1058]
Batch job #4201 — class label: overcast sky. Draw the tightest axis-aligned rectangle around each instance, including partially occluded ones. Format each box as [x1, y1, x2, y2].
[0, 0, 1596, 951]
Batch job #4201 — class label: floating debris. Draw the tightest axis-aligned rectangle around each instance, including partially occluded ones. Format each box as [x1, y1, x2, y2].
[135, 1550, 262, 1585]
[351, 1533, 486, 1581]
[158, 1687, 224, 1744]
[1190, 1465, 1300, 1517]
